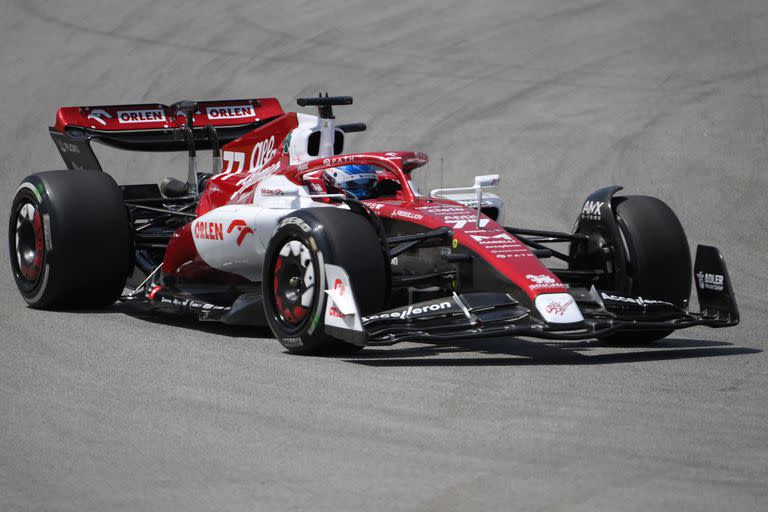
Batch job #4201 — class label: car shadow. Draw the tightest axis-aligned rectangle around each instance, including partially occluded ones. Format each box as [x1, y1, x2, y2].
[76, 303, 759, 366]
[112, 302, 275, 338]
[342, 337, 761, 366]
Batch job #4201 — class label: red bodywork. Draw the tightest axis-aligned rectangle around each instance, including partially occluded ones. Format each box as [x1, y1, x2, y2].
[175, 106, 567, 302]
[53, 99, 284, 132]
[361, 197, 569, 300]
[53, 97, 567, 302]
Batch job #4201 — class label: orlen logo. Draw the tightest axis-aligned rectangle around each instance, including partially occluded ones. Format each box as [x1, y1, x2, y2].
[116, 109, 166, 123]
[194, 221, 223, 240]
[206, 105, 255, 119]
[226, 219, 254, 246]
[250, 135, 277, 172]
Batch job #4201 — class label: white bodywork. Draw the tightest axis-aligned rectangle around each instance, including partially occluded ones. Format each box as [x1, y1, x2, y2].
[190, 175, 336, 281]
[193, 108, 349, 282]
[323, 264, 364, 332]
[534, 293, 585, 324]
[194, 110, 507, 288]
[286, 113, 344, 165]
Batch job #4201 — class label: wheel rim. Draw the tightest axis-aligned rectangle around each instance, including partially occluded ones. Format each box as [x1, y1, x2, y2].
[272, 240, 315, 328]
[14, 202, 44, 284]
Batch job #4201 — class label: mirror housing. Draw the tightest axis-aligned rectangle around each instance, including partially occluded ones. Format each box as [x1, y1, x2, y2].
[473, 174, 500, 188]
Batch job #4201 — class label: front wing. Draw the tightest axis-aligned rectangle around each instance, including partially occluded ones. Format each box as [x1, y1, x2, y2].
[327, 245, 740, 346]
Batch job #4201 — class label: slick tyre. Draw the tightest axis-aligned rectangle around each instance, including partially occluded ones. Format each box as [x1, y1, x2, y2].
[262, 208, 388, 355]
[602, 195, 692, 344]
[9, 171, 132, 309]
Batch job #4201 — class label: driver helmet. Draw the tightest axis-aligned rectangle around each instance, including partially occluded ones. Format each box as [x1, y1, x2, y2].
[323, 164, 378, 199]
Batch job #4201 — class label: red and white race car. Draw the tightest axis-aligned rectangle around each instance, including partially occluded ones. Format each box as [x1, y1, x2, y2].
[9, 95, 739, 354]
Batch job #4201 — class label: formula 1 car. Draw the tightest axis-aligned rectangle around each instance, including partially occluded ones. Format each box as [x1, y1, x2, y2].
[9, 95, 739, 354]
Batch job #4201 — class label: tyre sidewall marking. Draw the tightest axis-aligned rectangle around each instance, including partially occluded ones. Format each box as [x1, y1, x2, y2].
[268, 222, 327, 340]
[10, 185, 52, 303]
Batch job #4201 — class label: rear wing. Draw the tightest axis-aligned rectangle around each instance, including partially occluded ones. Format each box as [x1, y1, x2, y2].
[49, 98, 284, 171]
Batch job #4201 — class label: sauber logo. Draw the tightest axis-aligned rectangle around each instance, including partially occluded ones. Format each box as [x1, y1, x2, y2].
[226, 219, 254, 246]
[526, 273, 563, 290]
[545, 299, 573, 316]
[117, 109, 166, 123]
[194, 221, 223, 240]
[206, 105, 255, 119]
[527, 274, 556, 284]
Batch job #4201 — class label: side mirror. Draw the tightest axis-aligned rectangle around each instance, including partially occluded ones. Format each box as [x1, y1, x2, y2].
[430, 173, 500, 198]
[429, 174, 501, 229]
[474, 174, 500, 188]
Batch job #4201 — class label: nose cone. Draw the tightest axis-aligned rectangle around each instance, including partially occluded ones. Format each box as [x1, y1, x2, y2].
[534, 293, 584, 324]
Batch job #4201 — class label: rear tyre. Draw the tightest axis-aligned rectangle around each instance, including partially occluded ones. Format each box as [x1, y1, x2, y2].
[601, 195, 691, 344]
[262, 208, 388, 355]
[8, 171, 131, 309]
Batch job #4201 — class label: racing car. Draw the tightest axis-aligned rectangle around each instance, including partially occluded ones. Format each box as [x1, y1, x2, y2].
[9, 95, 739, 354]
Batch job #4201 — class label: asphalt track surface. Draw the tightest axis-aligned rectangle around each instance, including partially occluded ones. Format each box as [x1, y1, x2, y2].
[1, 1, 767, 510]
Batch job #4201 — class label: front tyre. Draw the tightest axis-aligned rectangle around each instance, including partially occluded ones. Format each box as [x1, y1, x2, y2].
[262, 208, 388, 355]
[602, 195, 692, 344]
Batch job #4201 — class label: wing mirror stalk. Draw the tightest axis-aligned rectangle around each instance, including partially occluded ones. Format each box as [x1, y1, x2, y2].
[430, 174, 501, 228]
